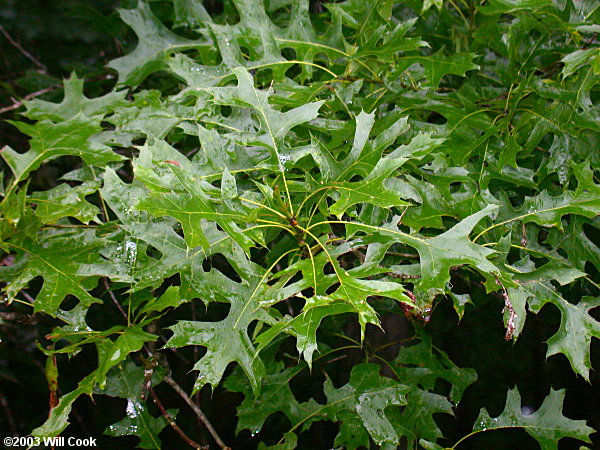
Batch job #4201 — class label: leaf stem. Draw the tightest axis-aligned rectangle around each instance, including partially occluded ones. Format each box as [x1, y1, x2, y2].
[240, 196, 288, 219]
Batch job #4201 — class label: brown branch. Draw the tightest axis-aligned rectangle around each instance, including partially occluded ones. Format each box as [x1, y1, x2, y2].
[0, 310, 38, 325]
[387, 272, 421, 279]
[0, 85, 61, 115]
[0, 389, 18, 437]
[496, 277, 516, 341]
[102, 277, 129, 324]
[164, 375, 230, 450]
[0, 73, 115, 115]
[20, 290, 36, 304]
[148, 387, 206, 450]
[387, 251, 420, 259]
[0, 24, 47, 72]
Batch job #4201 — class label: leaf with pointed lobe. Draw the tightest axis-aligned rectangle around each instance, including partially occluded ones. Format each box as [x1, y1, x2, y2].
[474, 388, 594, 449]
[1, 118, 123, 198]
[206, 67, 324, 164]
[105, 400, 173, 449]
[347, 205, 503, 292]
[3, 229, 130, 316]
[493, 161, 600, 231]
[256, 297, 355, 366]
[394, 50, 480, 88]
[30, 181, 101, 224]
[108, 1, 208, 85]
[95, 325, 157, 389]
[322, 363, 410, 448]
[224, 361, 321, 435]
[165, 262, 280, 394]
[24, 73, 127, 121]
[263, 248, 414, 342]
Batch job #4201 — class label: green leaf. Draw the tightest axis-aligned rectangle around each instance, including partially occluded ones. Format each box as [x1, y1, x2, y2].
[105, 401, 173, 449]
[137, 161, 255, 253]
[139, 286, 186, 314]
[393, 331, 477, 403]
[256, 297, 355, 366]
[24, 73, 127, 121]
[258, 432, 298, 450]
[108, 1, 207, 85]
[422, 0, 443, 12]
[96, 325, 157, 388]
[474, 387, 594, 449]
[347, 204, 502, 292]
[561, 48, 600, 78]
[99, 359, 164, 399]
[477, 0, 553, 15]
[264, 248, 414, 342]
[394, 50, 480, 88]
[32, 373, 95, 437]
[3, 230, 129, 315]
[1, 118, 123, 201]
[225, 361, 320, 435]
[30, 181, 101, 224]
[6, 0, 600, 446]
[389, 389, 453, 447]
[322, 363, 409, 448]
[548, 217, 600, 271]
[330, 131, 443, 216]
[206, 67, 324, 166]
[533, 295, 600, 381]
[165, 263, 277, 394]
[493, 162, 600, 231]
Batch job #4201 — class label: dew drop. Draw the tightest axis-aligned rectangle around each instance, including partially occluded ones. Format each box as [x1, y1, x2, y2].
[279, 154, 290, 163]
[521, 405, 535, 416]
[126, 399, 141, 418]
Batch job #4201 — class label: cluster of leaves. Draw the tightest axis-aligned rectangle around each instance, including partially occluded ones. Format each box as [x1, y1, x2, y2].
[1, 0, 599, 448]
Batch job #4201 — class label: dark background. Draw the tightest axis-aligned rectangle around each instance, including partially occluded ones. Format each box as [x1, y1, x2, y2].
[0, 1, 598, 449]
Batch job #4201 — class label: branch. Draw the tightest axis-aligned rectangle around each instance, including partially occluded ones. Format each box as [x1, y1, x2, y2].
[148, 387, 206, 450]
[0, 311, 38, 325]
[496, 277, 516, 341]
[0, 85, 60, 115]
[164, 375, 230, 450]
[0, 389, 18, 437]
[102, 277, 129, 325]
[0, 74, 115, 115]
[0, 24, 47, 72]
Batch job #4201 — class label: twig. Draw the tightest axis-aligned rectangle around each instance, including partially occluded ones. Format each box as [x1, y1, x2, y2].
[387, 273, 421, 279]
[496, 277, 516, 341]
[0, 85, 60, 115]
[0, 24, 47, 72]
[164, 375, 230, 450]
[193, 391, 210, 446]
[0, 389, 18, 436]
[0, 311, 38, 325]
[41, 224, 97, 229]
[20, 290, 36, 304]
[148, 387, 206, 450]
[156, 331, 192, 364]
[387, 251, 419, 259]
[0, 73, 115, 115]
[102, 277, 129, 324]
[185, 147, 200, 159]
